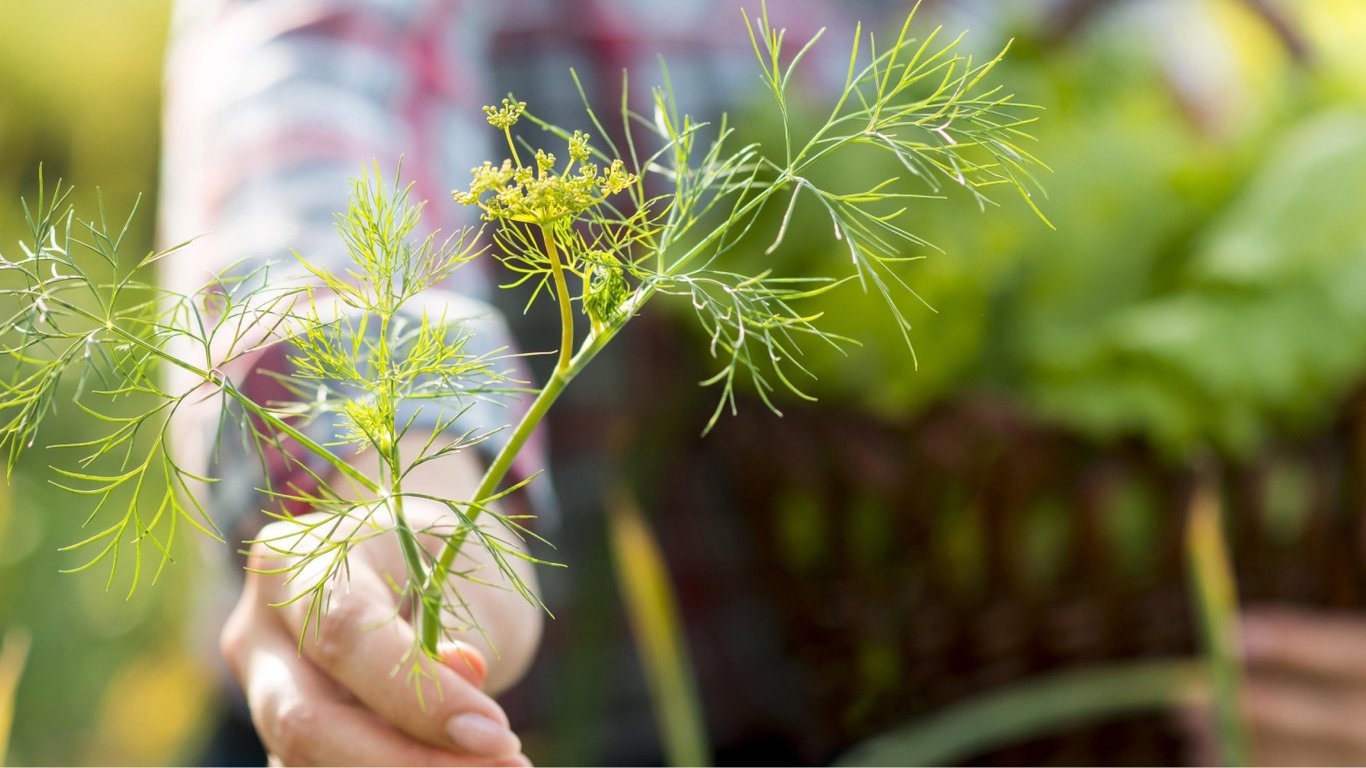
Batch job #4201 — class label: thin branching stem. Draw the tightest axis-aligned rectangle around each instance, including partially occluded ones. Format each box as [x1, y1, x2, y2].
[541, 225, 575, 375]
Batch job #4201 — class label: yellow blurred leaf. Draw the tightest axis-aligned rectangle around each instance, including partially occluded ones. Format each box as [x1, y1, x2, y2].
[1187, 463, 1250, 766]
[607, 487, 709, 767]
[0, 628, 32, 767]
[83, 644, 211, 765]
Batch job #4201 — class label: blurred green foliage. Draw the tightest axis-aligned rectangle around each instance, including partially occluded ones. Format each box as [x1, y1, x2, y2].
[729, 1, 1366, 458]
[0, 2, 212, 765]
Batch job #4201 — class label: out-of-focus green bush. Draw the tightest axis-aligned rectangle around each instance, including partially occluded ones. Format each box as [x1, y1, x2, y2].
[0, 2, 213, 765]
[727, 1, 1366, 457]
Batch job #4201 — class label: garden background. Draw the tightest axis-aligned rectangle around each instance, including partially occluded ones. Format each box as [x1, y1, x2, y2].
[5, 0, 1366, 765]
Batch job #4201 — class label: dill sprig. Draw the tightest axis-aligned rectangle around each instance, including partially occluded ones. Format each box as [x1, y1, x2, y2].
[4, 4, 1045, 688]
[430, 1, 1046, 653]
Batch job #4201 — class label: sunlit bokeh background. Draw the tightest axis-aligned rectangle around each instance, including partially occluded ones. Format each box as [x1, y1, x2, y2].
[0, 3, 211, 766]
[5, 0, 1366, 765]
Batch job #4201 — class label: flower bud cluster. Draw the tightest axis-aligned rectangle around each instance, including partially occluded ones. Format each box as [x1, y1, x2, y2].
[453, 97, 636, 226]
[582, 250, 630, 330]
[482, 97, 526, 130]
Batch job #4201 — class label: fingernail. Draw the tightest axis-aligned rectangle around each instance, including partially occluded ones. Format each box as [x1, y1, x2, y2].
[443, 641, 488, 687]
[447, 712, 521, 757]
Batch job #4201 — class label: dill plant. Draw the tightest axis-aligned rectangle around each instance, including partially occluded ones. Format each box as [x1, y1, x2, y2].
[0, 6, 1044, 685]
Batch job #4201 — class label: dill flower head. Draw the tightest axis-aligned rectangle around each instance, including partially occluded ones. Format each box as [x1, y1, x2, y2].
[453, 108, 636, 226]
[482, 97, 526, 130]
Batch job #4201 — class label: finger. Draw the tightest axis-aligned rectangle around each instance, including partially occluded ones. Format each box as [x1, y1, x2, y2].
[261, 700, 527, 767]
[1172, 705, 1219, 767]
[264, 550, 521, 759]
[440, 641, 489, 689]
[1242, 608, 1366, 681]
[1251, 735, 1366, 768]
[1242, 675, 1366, 754]
[242, 608, 527, 767]
[1178, 699, 1366, 767]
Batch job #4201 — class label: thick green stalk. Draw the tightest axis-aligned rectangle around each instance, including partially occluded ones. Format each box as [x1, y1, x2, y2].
[415, 296, 635, 651]
[388, 465, 429, 622]
[416, 221, 586, 637]
[416, 361, 572, 651]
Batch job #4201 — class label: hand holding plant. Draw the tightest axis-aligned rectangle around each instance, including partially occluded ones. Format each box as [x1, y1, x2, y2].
[1, 5, 1043, 762]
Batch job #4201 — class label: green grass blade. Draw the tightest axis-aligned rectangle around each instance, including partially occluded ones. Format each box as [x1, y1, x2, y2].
[1186, 461, 1251, 766]
[606, 486, 710, 767]
[0, 628, 32, 767]
[836, 659, 1205, 767]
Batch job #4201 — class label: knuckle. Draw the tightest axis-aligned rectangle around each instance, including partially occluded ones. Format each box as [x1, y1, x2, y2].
[245, 525, 289, 572]
[266, 699, 318, 767]
[249, 514, 331, 567]
[219, 603, 251, 667]
[308, 594, 369, 668]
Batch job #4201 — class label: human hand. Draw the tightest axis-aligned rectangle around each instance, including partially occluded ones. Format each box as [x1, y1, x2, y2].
[1181, 606, 1366, 766]
[221, 453, 540, 767]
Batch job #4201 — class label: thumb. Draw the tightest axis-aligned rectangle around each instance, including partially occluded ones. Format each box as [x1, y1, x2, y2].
[438, 640, 489, 689]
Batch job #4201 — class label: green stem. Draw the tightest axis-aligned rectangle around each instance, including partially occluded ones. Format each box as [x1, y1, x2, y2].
[835, 659, 1206, 767]
[541, 225, 575, 374]
[49, 295, 377, 492]
[504, 127, 523, 168]
[376, 311, 429, 627]
[226, 387, 378, 493]
[416, 308, 630, 652]
[657, 164, 793, 278]
[415, 364, 571, 651]
[388, 432, 432, 627]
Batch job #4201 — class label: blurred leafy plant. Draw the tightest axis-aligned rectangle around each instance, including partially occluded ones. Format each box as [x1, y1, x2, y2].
[2, 4, 1044, 685]
[729, 15, 1366, 458]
